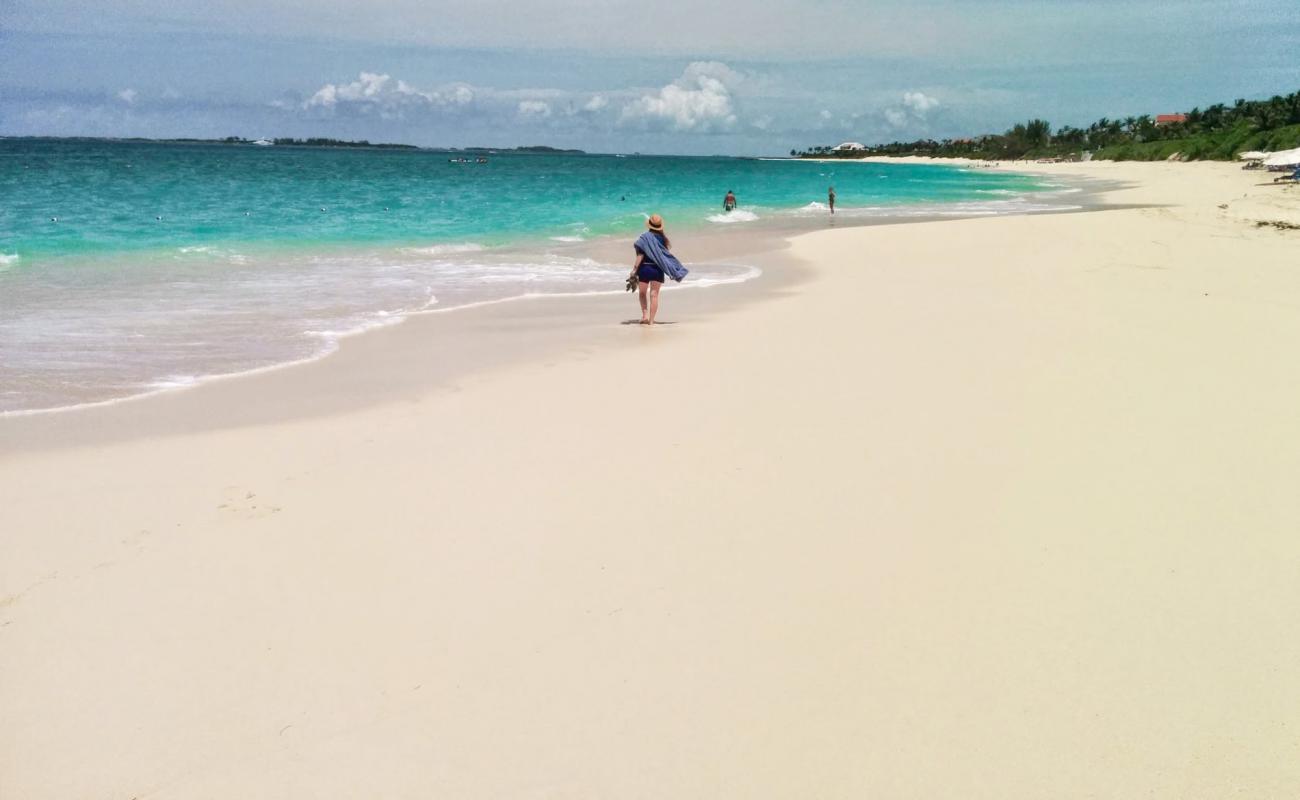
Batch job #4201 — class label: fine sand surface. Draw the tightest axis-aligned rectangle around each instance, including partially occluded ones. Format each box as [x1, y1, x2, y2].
[3, 162, 1299, 798]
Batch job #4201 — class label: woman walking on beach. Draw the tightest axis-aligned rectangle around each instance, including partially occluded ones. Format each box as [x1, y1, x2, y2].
[628, 214, 686, 325]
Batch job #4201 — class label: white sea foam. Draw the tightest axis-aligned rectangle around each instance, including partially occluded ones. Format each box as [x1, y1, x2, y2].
[147, 374, 202, 390]
[404, 242, 486, 256]
[1, 240, 764, 415]
[684, 264, 764, 287]
[706, 209, 759, 224]
[0, 253, 18, 269]
[794, 201, 830, 214]
[549, 235, 585, 242]
[176, 245, 248, 263]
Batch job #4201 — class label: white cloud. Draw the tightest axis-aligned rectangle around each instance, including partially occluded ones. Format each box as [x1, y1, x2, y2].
[303, 72, 474, 118]
[902, 91, 939, 115]
[583, 95, 608, 112]
[518, 100, 551, 118]
[116, 88, 137, 104]
[819, 109, 832, 120]
[883, 90, 941, 129]
[619, 61, 739, 132]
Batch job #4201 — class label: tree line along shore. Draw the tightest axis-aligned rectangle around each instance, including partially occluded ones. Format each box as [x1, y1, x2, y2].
[795, 89, 1300, 162]
[0, 136, 587, 155]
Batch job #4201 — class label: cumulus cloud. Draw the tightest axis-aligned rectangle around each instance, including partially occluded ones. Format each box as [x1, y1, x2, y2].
[884, 90, 940, 129]
[619, 61, 740, 132]
[303, 72, 474, 118]
[902, 91, 939, 115]
[446, 85, 474, 105]
[116, 88, 137, 104]
[518, 100, 551, 118]
[583, 95, 608, 112]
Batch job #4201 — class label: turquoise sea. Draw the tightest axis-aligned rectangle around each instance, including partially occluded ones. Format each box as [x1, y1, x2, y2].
[0, 138, 1078, 413]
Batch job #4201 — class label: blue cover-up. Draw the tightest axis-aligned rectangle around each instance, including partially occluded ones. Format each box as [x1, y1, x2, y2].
[635, 231, 688, 283]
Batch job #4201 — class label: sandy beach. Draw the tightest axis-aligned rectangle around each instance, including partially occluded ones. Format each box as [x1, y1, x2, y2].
[3, 161, 1299, 797]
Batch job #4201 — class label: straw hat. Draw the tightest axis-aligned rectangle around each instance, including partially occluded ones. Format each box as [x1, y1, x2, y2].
[647, 214, 664, 232]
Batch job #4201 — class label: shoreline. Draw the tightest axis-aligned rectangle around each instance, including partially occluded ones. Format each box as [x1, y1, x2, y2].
[4, 159, 1298, 797]
[0, 234, 801, 451]
[0, 170, 1100, 426]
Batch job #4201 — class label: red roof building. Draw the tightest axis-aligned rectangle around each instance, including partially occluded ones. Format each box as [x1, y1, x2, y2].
[1155, 114, 1187, 126]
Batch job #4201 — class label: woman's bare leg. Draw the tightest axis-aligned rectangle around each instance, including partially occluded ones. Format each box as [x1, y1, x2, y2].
[637, 282, 649, 323]
[648, 281, 662, 324]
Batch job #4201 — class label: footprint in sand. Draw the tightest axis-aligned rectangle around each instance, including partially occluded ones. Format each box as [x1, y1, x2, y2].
[217, 487, 283, 520]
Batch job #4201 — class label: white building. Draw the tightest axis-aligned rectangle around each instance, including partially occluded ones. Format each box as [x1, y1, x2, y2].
[833, 141, 867, 151]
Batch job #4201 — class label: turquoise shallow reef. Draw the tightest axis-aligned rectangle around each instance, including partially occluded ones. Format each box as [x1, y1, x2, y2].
[1, 139, 1054, 258]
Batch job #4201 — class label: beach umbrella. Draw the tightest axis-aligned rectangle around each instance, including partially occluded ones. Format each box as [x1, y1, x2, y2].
[1263, 148, 1300, 167]
[1237, 150, 1268, 160]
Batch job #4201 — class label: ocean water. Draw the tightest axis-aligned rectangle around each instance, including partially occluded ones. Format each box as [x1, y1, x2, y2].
[0, 138, 1076, 414]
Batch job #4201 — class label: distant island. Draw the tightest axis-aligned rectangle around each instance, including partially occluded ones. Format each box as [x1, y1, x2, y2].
[454, 145, 587, 154]
[794, 87, 1300, 162]
[262, 137, 419, 150]
[0, 136, 586, 154]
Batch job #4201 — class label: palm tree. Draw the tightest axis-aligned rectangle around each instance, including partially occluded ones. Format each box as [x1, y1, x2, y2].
[1025, 119, 1051, 149]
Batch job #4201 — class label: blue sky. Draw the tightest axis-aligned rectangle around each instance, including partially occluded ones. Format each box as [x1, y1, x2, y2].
[3, 0, 1298, 155]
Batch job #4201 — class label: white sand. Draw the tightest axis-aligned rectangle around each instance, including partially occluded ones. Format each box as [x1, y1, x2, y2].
[3, 162, 1299, 798]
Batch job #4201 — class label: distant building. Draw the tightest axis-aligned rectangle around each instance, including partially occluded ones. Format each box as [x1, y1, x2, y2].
[833, 141, 867, 151]
[1155, 114, 1187, 126]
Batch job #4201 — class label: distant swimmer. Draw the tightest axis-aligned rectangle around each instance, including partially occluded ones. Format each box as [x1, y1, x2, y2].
[828, 186, 836, 215]
[723, 190, 737, 212]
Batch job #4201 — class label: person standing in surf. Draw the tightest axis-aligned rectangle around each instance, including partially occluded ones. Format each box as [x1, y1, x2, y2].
[723, 190, 737, 212]
[828, 186, 836, 214]
[628, 214, 687, 325]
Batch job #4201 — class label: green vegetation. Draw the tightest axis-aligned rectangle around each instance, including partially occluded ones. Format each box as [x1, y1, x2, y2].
[268, 137, 419, 149]
[795, 89, 1300, 162]
[1095, 122, 1300, 161]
